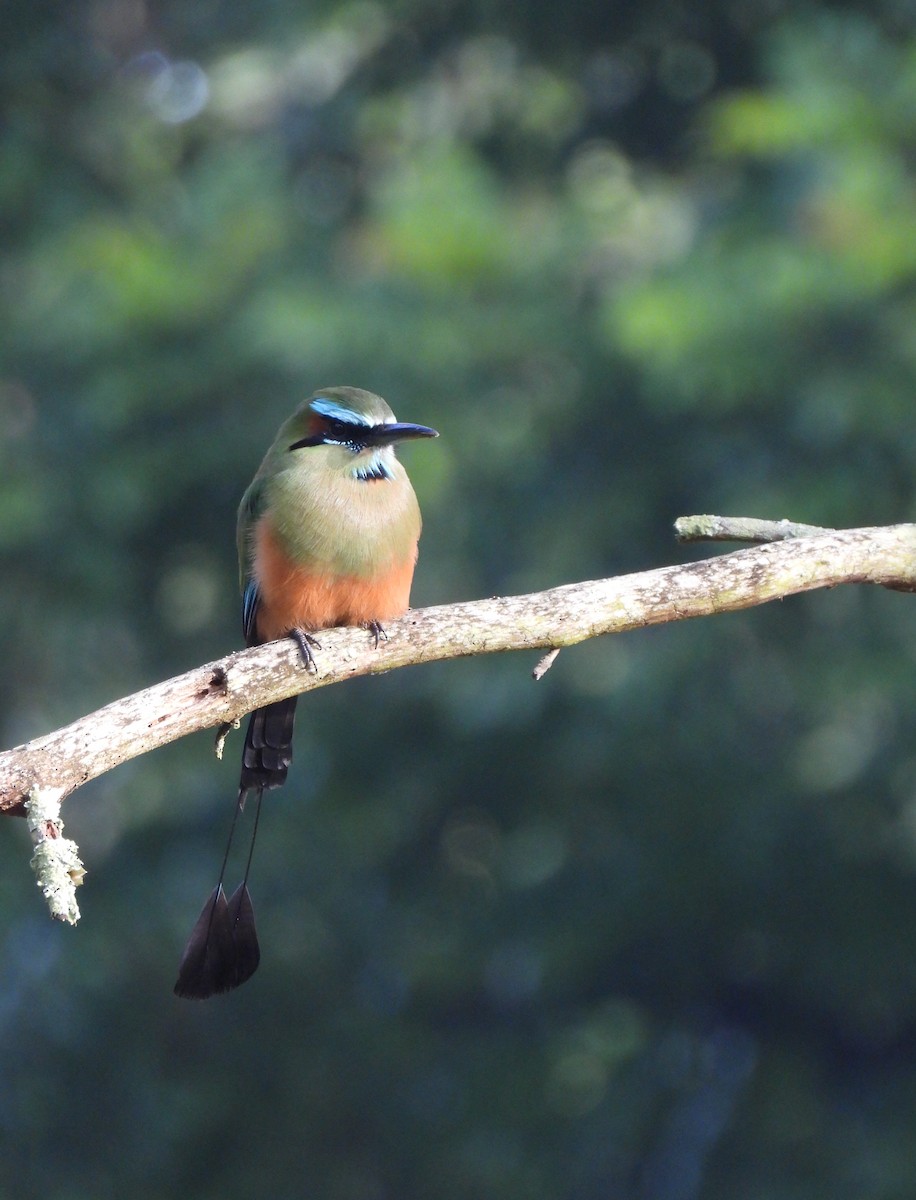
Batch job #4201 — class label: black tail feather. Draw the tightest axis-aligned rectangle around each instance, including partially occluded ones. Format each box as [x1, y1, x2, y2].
[173, 883, 260, 999]
[240, 697, 298, 792]
[174, 698, 295, 999]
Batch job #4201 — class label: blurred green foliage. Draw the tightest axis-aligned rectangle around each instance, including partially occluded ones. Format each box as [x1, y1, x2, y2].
[4, 2, 916, 1198]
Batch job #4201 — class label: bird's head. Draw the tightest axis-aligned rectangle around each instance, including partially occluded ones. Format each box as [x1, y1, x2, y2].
[288, 387, 437, 480]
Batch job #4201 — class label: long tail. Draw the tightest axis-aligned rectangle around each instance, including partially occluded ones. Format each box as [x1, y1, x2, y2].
[173, 698, 298, 1000]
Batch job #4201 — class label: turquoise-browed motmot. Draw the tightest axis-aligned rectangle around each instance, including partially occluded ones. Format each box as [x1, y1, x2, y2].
[175, 386, 437, 999]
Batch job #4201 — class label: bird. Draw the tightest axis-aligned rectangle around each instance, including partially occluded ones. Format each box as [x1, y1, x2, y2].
[174, 386, 438, 999]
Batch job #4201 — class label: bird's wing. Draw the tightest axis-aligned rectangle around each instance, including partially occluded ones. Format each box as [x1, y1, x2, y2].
[238, 476, 267, 646]
[242, 578, 261, 647]
[236, 475, 264, 584]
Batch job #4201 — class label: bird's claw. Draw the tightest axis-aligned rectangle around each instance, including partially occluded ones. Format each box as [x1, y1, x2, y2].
[366, 620, 388, 649]
[288, 628, 321, 672]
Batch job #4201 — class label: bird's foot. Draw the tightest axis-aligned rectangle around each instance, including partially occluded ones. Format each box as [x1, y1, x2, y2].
[365, 620, 388, 649]
[288, 628, 321, 673]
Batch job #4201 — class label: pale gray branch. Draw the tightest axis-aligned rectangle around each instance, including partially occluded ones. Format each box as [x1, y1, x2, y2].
[674, 514, 836, 543]
[2, 520, 914, 815]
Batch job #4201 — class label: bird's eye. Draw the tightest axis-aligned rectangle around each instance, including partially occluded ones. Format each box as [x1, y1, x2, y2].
[322, 416, 369, 451]
[324, 418, 351, 438]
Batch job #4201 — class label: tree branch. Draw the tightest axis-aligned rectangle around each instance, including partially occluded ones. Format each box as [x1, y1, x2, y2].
[3, 521, 915, 819]
[674, 514, 836, 543]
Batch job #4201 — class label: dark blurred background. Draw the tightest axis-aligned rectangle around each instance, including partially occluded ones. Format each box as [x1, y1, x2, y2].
[4, 1, 916, 1196]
